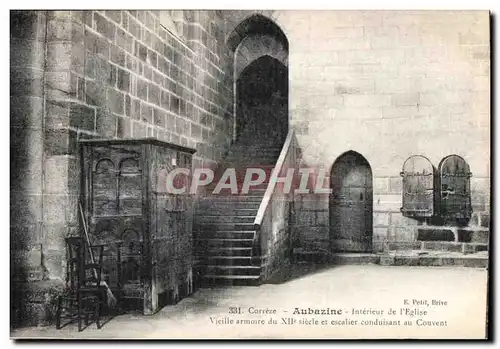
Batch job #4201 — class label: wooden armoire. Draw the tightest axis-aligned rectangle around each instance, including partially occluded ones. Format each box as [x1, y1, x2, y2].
[79, 138, 196, 315]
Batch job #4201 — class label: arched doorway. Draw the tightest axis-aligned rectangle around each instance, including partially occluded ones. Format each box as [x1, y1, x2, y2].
[236, 55, 288, 142]
[329, 151, 373, 252]
[227, 14, 289, 145]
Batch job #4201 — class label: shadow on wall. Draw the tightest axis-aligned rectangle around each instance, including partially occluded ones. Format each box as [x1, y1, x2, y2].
[236, 55, 288, 142]
[229, 13, 289, 144]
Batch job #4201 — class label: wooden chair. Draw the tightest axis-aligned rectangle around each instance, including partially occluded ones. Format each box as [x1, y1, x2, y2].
[56, 237, 106, 332]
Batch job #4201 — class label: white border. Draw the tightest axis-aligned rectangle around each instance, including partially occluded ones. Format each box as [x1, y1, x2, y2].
[3, 2, 497, 348]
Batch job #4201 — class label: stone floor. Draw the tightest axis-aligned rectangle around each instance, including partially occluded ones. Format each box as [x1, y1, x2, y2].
[11, 264, 488, 340]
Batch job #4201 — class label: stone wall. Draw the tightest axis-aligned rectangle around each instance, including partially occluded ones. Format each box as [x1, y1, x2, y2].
[10, 9, 235, 327]
[275, 10, 490, 253]
[10, 10, 491, 326]
[11, 10, 56, 327]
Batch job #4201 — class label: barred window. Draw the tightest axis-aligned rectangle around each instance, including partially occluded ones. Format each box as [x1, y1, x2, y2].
[400, 155, 436, 218]
[438, 155, 472, 221]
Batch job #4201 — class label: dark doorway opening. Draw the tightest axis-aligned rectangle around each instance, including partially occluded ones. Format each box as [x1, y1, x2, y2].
[329, 151, 373, 252]
[236, 55, 288, 144]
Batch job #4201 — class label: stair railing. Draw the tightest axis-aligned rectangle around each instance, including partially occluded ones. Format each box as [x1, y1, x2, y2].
[253, 129, 301, 279]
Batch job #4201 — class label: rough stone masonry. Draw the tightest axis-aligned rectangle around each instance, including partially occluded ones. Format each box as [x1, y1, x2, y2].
[10, 10, 490, 327]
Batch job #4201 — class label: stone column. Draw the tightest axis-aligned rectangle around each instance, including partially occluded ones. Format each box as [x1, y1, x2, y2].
[42, 10, 88, 281]
[11, 10, 89, 327]
[10, 10, 48, 327]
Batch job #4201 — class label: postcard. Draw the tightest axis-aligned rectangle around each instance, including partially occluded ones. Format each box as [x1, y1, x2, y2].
[10, 9, 490, 339]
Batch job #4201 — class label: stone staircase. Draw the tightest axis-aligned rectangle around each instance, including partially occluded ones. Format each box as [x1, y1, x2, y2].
[193, 134, 286, 286]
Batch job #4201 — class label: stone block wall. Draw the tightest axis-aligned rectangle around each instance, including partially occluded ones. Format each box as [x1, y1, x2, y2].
[10, 10, 54, 327]
[272, 10, 490, 253]
[262, 197, 293, 281]
[10, 10, 235, 327]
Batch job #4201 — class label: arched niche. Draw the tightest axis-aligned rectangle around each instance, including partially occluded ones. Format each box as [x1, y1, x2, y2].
[118, 157, 142, 216]
[92, 158, 117, 216]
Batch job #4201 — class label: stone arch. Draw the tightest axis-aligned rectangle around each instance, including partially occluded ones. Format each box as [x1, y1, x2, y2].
[235, 35, 288, 80]
[228, 14, 288, 79]
[227, 14, 289, 143]
[226, 13, 288, 52]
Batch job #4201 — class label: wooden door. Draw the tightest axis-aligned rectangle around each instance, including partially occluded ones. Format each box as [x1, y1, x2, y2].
[330, 152, 373, 252]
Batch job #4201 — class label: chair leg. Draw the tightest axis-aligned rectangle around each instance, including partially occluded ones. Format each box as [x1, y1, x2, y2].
[55, 296, 62, 330]
[96, 288, 105, 329]
[78, 295, 83, 332]
[95, 302, 101, 329]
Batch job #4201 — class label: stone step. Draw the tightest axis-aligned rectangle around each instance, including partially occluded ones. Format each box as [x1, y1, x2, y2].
[195, 238, 254, 248]
[292, 250, 489, 268]
[201, 187, 270, 196]
[380, 252, 488, 268]
[199, 274, 262, 287]
[330, 253, 381, 265]
[196, 201, 262, 210]
[206, 247, 253, 257]
[225, 147, 282, 153]
[228, 144, 284, 150]
[194, 230, 256, 240]
[209, 171, 276, 181]
[223, 150, 280, 155]
[200, 256, 261, 266]
[195, 215, 256, 224]
[293, 251, 379, 265]
[421, 241, 488, 254]
[227, 152, 280, 157]
[201, 185, 269, 193]
[200, 193, 266, 199]
[198, 195, 265, 203]
[385, 241, 489, 254]
[204, 265, 261, 276]
[223, 156, 280, 163]
[246, 188, 267, 194]
[195, 222, 256, 231]
[195, 207, 259, 216]
[202, 274, 261, 280]
[225, 148, 282, 153]
[223, 155, 281, 162]
[225, 153, 281, 158]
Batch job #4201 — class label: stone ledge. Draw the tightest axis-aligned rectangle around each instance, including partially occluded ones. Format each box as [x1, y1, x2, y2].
[385, 241, 488, 254]
[380, 251, 488, 269]
[292, 249, 488, 269]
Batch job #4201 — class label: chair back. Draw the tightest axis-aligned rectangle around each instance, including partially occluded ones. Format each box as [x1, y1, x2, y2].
[81, 244, 105, 288]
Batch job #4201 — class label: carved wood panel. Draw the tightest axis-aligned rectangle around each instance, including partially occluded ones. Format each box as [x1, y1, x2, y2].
[86, 145, 145, 298]
[438, 155, 472, 220]
[401, 155, 436, 218]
